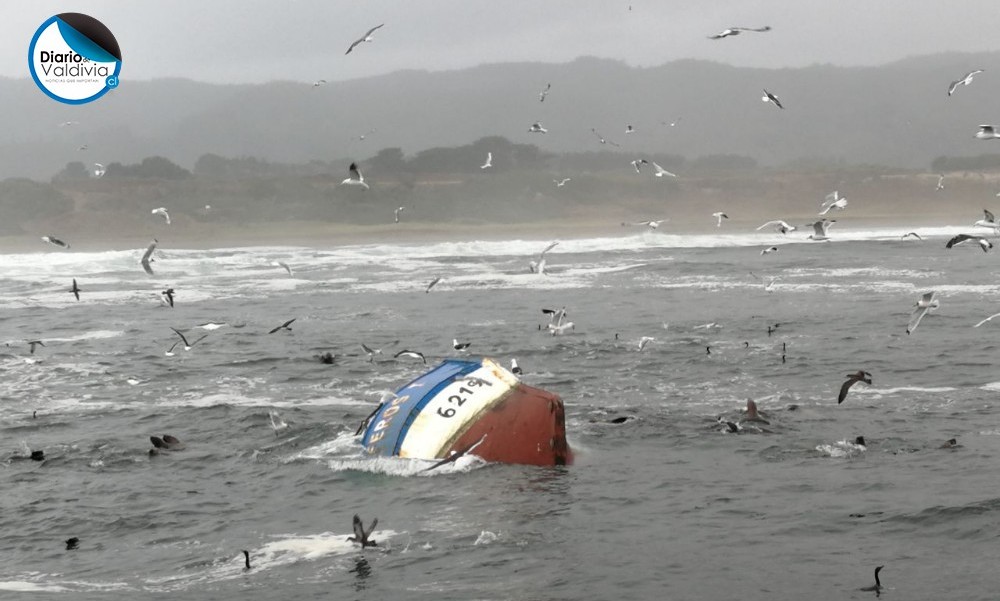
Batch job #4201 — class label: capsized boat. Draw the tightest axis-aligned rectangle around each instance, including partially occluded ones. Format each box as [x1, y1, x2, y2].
[359, 358, 573, 466]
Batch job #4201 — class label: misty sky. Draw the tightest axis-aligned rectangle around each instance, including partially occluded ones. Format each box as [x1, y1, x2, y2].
[4, 1, 999, 84]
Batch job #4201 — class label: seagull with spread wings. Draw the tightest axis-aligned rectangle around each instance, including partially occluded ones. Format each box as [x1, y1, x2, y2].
[345, 24, 385, 55]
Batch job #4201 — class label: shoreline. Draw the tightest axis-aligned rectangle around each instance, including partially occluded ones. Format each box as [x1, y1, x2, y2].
[0, 215, 980, 253]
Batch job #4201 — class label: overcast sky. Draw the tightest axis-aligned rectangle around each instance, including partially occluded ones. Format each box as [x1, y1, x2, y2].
[5, 1, 1000, 84]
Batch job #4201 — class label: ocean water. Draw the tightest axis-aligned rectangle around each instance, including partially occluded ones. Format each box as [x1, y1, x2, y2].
[3, 225, 1000, 600]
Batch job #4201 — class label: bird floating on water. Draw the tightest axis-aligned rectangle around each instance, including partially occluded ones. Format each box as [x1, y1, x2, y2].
[859, 565, 884, 594]
[528, 122, 548, 134]
[760, 246, 779, 255]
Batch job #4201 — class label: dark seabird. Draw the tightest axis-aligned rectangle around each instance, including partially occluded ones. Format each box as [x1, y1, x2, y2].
[939, 437, 960, 449]
[41, 236, 70, 249]
[854, 436, 867, 447]
[394, 349, 426, 364]
[860, 565, 884, 593]
[539, 82, 551, 102]
[268, 318, 297, 334]
[70, 278, 80, 301]
[345, 23, 384, 55]
[28, 340, 45, 354]
[723, 421, 739, 433]
[945, 233, 993, 253]
[161, 288, 175, 308]
[706, 346, 711, 355]
[347, 514, 379, 547]
[32, 411, 37, 419]
[317, 352, 335, 364]
[65, 537, 79, 550]
[140, 239, 158, 276]
[30, 450, 45, 461]
[355, 401, 387, 436]
[838, 370, 872, 404]
[452, 338, 471, 351]
[607, 416, 630, 424]
[242, 550, 251, 570]
[170, 327, 206, 351]
[762, 89, 784, 109]
[425, 277, 442, 293]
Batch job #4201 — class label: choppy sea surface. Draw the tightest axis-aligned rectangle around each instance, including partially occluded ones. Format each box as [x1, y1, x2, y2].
[3, 225, 1000, 600]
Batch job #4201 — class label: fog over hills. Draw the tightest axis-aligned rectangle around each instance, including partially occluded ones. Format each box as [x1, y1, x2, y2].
[3, 52, 1000, 180]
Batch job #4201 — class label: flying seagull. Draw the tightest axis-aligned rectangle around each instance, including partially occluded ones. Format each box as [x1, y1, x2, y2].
[901, 232, 923, 240]
[268, 318, 296, 334]
[907, 291, 939, 334]
[539, 83, 551, 102]
[425, 276, 441, 293]
[760, 246, 779, 255]
[838, 370, 872, 404]
[41, 236, 70, 249]
[480, 152, 492, 169]
[28, 340, 45, 354]
[453, 338, 471, 351]
[973, 209, 999, 231]
[936, 174, 945, 191]
[151, 207, 171, 225]
[347, 514, 378, 547]
[762, 89, 784, 109]
[638, 336, 655, 351]
[394, 206, 404, 223]
[69, 278, 80, 301]
[169, 328, 207, 351]
[273, 261, 293, 276]
[528, 122, 548, 134]
[341, 162, 370, 189]
[312, 79, 327, 87]
[819, 191, 848, 215]
[712, 212, 729, 227]
[973, 311, 1000, 328]
[708, 25, 771, 39]
[360, 343, 382, 362]
[946, 233, 993, 252]
[948, 69, 983, 96]
[756, 220, 797, 234]
[93, 163, 105, 178]
[554, 178, 571, 187]
[807, 219, 836, 241]
[630, 159, 649, 173]
[394, 349, 426, 364]
[345, 24, 385, 55]
[975, 125, 1000, 139]
[528, 240, 558, 274]
[140, 239, 158, 276]
[651, 162, 676, 177]
[591, 128, 620, 147]
[623, 219, 667, 230]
